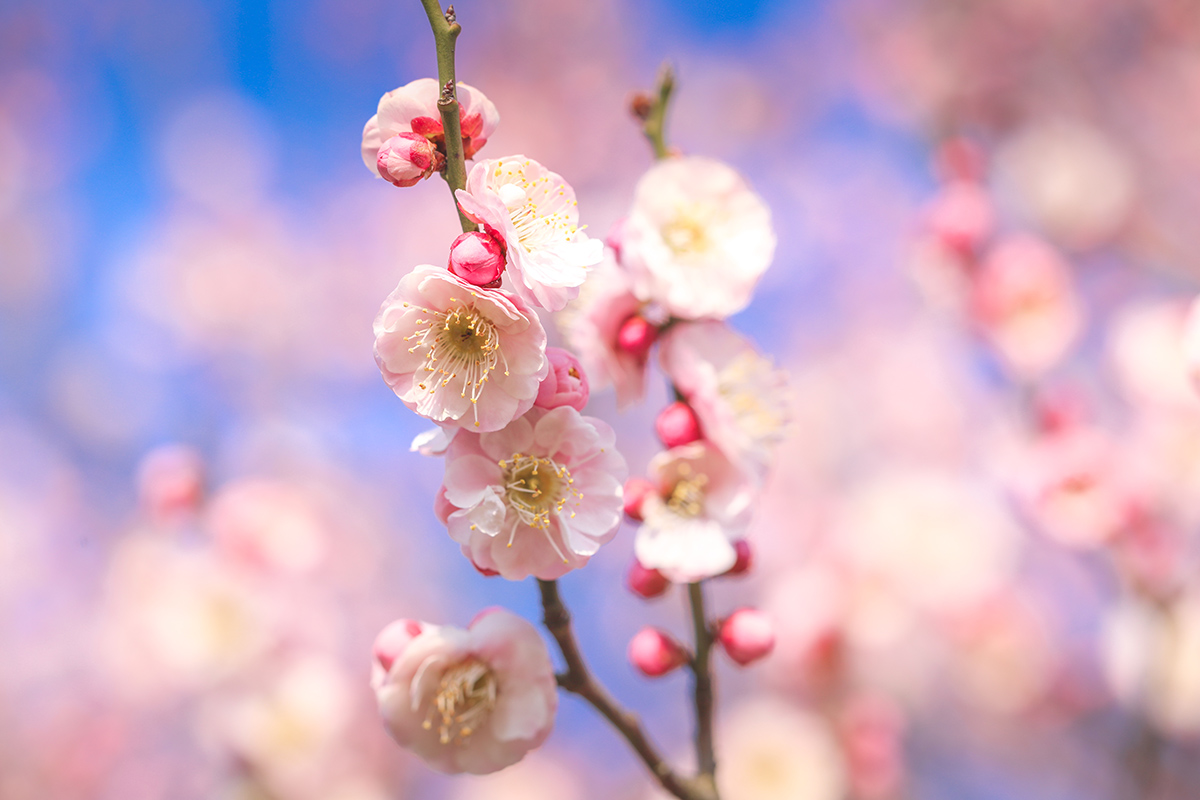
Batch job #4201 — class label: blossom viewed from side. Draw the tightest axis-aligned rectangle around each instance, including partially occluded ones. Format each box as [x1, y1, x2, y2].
[362, 78, 499, 178]
[660, 321, 788, 483]
[373, 266, 548, 432]
[621, 156, 775, 320]
[371, 610, 557, 774]
[456, 156, 604, 312]
[439, 406, 627, 580]
[634, 441, 754, 583]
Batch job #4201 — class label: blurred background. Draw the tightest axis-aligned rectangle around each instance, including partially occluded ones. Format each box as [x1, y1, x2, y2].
[5, 0, 1200, 797]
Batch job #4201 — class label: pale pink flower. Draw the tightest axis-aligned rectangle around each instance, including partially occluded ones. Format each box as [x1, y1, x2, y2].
[206, 479, 328, 574]
[362, 78, 498, 177]
[374, 266, 548, 432]
[377, 133, 445, 187]
[371, 609, 557, 774]
[634, 442, 755, 583]
[969, 235, 1082, 378]
[439, 406, 627, 580]
[456, 156, 603, 311]
[1185, 297, 1200, 393]
[533, 347, 589, 412]
[922, 180, 994, 257]
[621, 156, 775, 320]
[558, 253, 652, 408]
[659, 322, 789, 483]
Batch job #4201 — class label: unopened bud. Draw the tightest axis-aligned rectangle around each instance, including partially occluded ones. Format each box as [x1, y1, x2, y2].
[717, 608, 775, 666]
[617, 314, 657, 358]
[137, 444, 205, 522]
[627, 559, 670, 599]
[535, 347, 589, 412]
[377, 133, 444, 187]
[628, 627, 688, 677]
[724, 539, 753, 577]
[373, 619, 423, 674]
[655, 401, 702, 448]
[448, 229, 506, 287]
[623, 477, 655, 521]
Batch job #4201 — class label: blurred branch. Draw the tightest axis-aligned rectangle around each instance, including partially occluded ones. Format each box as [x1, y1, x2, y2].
[632, 63, 676, 160]
[538, 579, 718, 800]
[418, 0, 474, 232]
[687, 580, 718, 793]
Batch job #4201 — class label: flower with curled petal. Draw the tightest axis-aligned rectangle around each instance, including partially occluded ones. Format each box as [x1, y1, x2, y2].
[456, 156, 604, 312]
[371, 609, 557, 774]
[373, 266, 548, 432]
[438, 406, 627, 580]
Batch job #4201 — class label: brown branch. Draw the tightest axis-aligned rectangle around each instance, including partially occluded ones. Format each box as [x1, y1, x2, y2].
[538, 579, 717, 800]
[687, 580, 718, 793]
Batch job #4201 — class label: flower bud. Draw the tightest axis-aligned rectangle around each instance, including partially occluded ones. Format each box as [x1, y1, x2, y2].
[447, 229, 506, 287]
[377, 133, 444, 187]
[717, 608, 775, 666]
[535, 347, 589, 412]
[723, 539, 753, 577]
[137, 444, 205, 522]
[373, 619, 423, 674]
[626, 559, 670, 599]
[655, 401, 702, 448]
[623, 477, 655, 521]
[628, 627, 689, 677]
[617, 314, 657, 358]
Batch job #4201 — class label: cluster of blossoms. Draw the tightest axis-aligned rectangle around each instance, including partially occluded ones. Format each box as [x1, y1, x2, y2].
[363, 52, 786, 787]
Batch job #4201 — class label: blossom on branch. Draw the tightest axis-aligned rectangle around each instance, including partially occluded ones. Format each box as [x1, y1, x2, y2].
[373, 266, 548, 432]
[456, 156, 604, 312]
[371, 610, 557, 774]
[438, 406, 627, 580]
[621, 156, 775, 320]
[362, 78, 499, 180]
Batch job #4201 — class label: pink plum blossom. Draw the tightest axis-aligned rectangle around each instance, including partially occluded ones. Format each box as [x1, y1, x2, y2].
[206, 479, 329, 574]
[377, 132, 445, 187]
[620, 156, 775, 320]
[558, 253, 652, 408]
[659, 321, 789, 483]
[371, 609, 557, 774]
[534, 347, 589, 412]
[634, 441, 755, 583]
[373, 266, 548, 432]
[456, 156, 603, 311]
[438, 406, 627, 580]
[362, 78, 499, 177]
[1185, 297, 1200, 394]
[449, 230, 506, 287]
[136, 444, 205, 524]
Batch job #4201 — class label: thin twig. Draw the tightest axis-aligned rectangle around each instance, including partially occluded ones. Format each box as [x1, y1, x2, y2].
[687, 581, 718, 793]
[538, 579, 717, 800]
[635, 63, 676, 161]
[418, 0, 475, 232]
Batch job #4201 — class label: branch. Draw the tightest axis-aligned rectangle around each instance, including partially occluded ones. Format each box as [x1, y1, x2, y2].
[687, 581, 718, 791]
[632, 62, 676, 161]
[538, 579, 717, 800]
[418, 0, 475, 232]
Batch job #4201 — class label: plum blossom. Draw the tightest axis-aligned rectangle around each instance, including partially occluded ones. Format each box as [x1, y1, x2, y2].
[376, 133, 445, 187]
[558, 253, 653, 408]
[456, 156, 603, 311]
[621, 156, 775, 320]
[659, 321, 789, 483]
[439, 406, 626, 580]
[374, 266, 548, 432]
[362, 78, 499, 178]
[371, 609, 557, 774]
[534, 347, 589, 412]
[634, 441, 755, 583]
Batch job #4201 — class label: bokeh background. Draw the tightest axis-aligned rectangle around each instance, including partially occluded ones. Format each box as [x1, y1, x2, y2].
[5, 0, 1200, 798]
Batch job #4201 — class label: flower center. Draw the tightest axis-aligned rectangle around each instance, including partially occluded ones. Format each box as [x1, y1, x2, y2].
[424, 658, 497, 745]
[501, 453, 577, 530]
[716, 352, 787, 443]
[404, 299, 507, 427]
[666, 463, 708, 519]
[491, 159, 579, 250]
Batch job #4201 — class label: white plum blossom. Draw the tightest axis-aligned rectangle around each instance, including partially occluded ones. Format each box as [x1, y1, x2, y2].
[362, 78, 499, 177]
[373, 266, 548, 432]
[635, 441, 755, 583]
[621, 156, 775, 320]
[659, 321, 788, 483]
[439, 406, 627, 580]
[456, 156, 604, 312]
[371, 610, 557, 774]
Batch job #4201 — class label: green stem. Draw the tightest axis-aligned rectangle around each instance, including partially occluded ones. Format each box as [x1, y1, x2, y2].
[538, 579, 716, 800]
[640, 63, 676, 161]
[418, 0, 474, 232]
[688, 581, 718, 791]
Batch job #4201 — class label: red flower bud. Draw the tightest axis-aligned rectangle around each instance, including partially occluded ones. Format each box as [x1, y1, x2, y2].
[717, 608, 775, 666]
[628, 627, 689, 677]
[626, 560, 670, 599]
[448, 229, 506, 287]
[655, 401, 702, 448]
